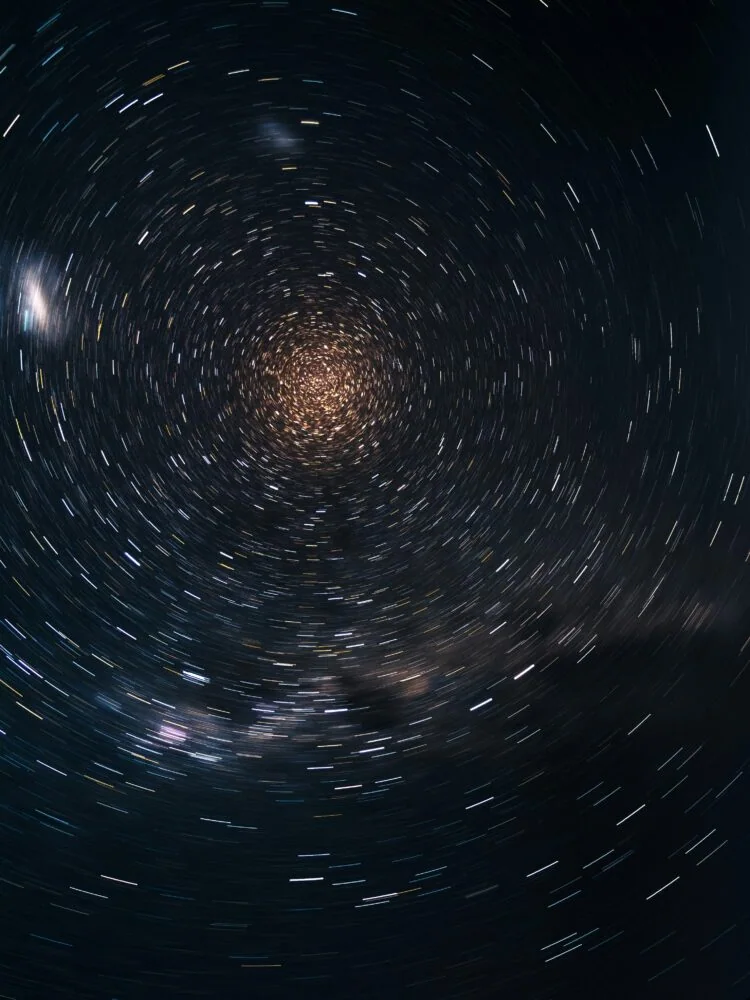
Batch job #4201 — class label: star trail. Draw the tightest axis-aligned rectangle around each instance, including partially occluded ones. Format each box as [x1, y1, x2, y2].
[1, 1, 749, 998]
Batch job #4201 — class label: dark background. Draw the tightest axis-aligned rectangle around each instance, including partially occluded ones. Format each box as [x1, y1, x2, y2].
[0, 1, 749, 998]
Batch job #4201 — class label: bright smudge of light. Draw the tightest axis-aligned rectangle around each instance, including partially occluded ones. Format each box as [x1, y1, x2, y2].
[157, 722, 188, 744]
[21, 275, 50, 333]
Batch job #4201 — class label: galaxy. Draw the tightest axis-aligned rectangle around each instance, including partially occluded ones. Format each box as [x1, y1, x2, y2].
[1, 1, 749, 997]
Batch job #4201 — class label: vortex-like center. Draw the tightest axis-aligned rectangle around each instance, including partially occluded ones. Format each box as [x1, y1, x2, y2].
[240, 315, 406, 477]
[277, 341, 358, 440]
[247, 324, 385, 473]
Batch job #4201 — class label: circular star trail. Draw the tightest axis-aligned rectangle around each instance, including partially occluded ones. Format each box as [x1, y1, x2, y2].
[1, 1, 750, 998]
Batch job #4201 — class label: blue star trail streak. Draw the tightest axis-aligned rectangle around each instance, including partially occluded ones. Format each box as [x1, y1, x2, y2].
[0, 1, 749, 998]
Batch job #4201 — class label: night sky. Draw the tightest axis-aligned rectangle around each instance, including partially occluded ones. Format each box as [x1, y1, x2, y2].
[1, 1, 749, 998]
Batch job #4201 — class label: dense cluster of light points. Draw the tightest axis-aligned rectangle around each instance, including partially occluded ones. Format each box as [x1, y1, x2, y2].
[245, 316, 403, 470]
[1, 2, 749, 998]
